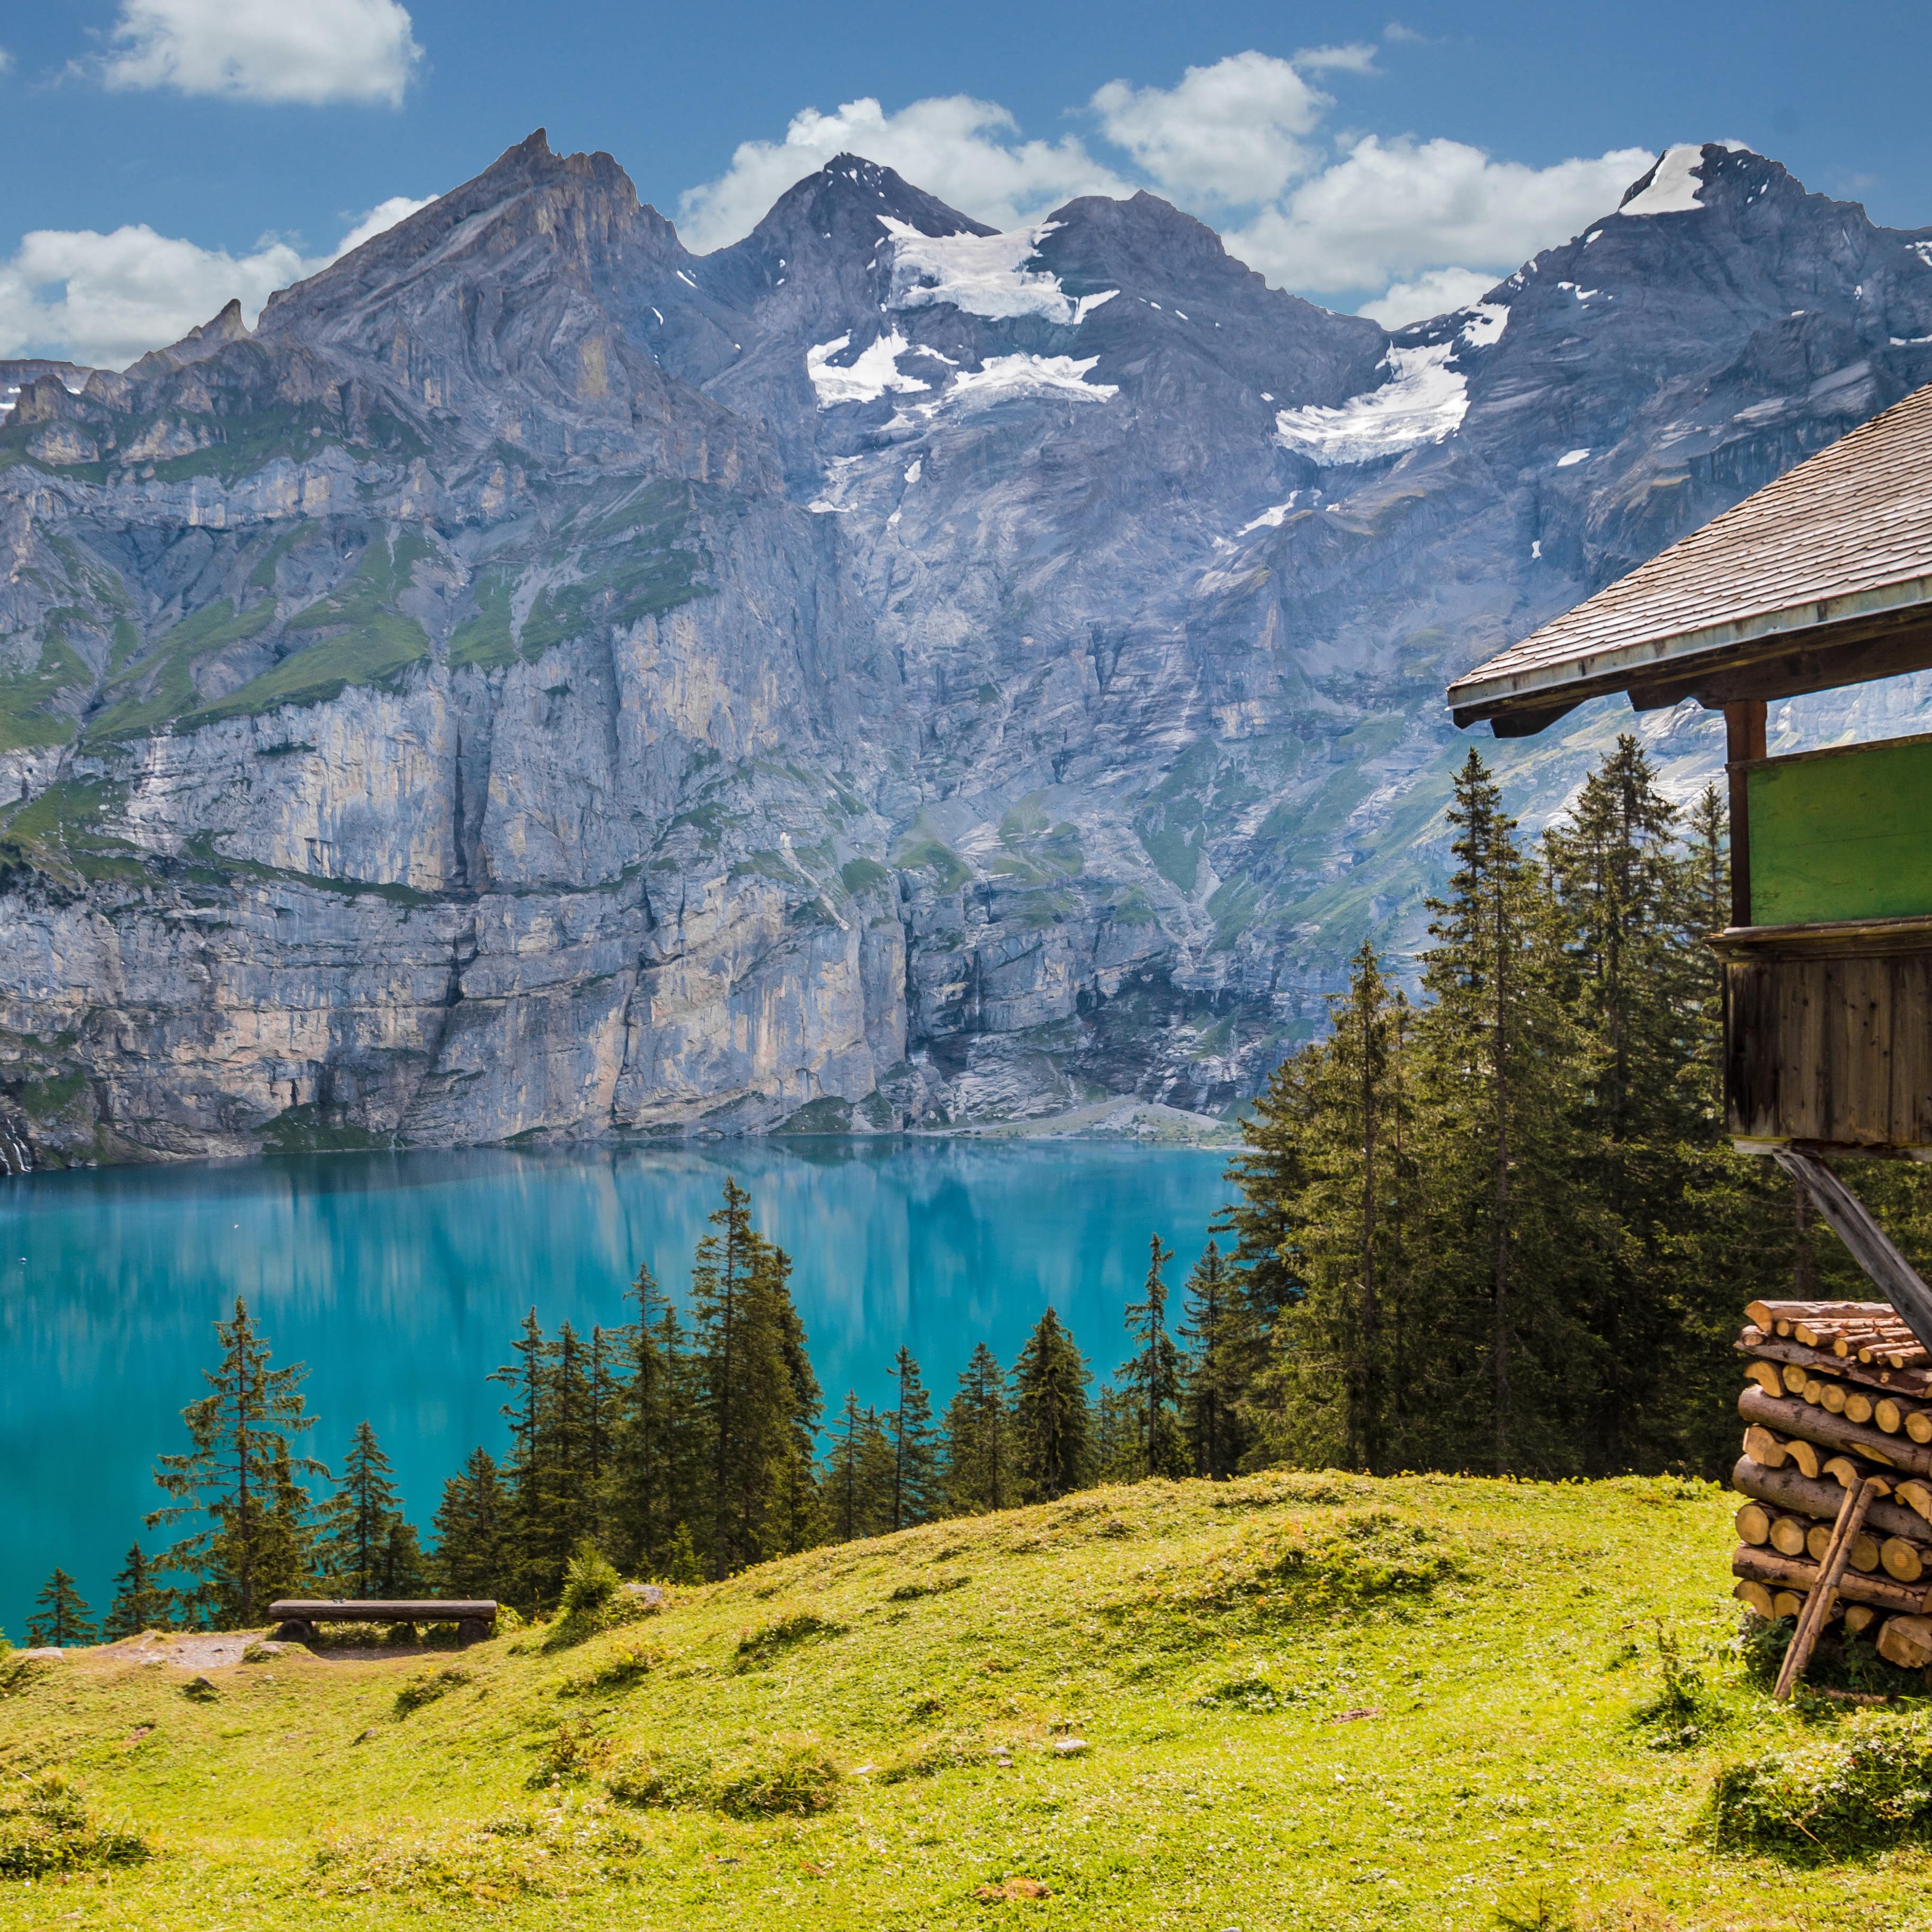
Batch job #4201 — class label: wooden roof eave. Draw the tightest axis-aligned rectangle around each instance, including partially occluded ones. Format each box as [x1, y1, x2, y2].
[1447, 571, 1932, 736]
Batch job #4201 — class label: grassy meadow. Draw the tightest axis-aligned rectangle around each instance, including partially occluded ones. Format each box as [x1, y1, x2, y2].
[5, 1470, 1931, 1931]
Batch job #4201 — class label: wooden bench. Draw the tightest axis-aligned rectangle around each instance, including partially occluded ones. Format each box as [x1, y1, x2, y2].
[268, 1599, 498, 1647]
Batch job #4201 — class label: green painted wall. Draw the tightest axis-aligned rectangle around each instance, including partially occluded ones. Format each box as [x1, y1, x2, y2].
[1748, 735, 1932, 925]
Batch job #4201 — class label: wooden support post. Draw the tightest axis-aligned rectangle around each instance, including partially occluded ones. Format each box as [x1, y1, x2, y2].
[1724, 698, 1766, 927]
[1771, 1149, 1932, 1356]
[1775, 1475, 1882, 1699]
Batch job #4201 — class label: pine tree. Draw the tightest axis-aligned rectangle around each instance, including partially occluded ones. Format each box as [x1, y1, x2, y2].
[1010, 1308, 1092, 1501]
[606, 1263, 705, 1579]
[1413, 750, 1594, 1476]
[376, 1517, 426, 1595]
[26, 1569, 95, 1648]
[887, 1347, 941, 1529]
[1544, 736, 1711, 1471]
[1117, 1235, 1188, 1479]
[824, 1392, 895, 1541]
[316, 1421, 415, 1598]
[1088, 1384, 1143, 1483]
[690, 1179, 823, 1574]
[431, 1447, 511, 1598]
[148, 1298, 324, 1628]
[101, 1543, 173, 1639]
[1178, 1240, 1247, 1479]
[942, 1342, 1015, 1513]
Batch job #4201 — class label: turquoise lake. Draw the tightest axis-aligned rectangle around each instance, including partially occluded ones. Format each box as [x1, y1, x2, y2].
[1, 1139, 1233, 1631]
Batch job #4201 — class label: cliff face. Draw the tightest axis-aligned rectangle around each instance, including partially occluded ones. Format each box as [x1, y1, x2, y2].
[4, 137, 1932, 1164]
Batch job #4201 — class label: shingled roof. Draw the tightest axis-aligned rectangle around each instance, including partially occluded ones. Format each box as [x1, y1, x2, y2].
[1447, 379, 1932, 734]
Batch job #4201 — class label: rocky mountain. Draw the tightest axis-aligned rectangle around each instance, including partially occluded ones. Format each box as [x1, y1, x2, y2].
[4, 134, 1932, 1166]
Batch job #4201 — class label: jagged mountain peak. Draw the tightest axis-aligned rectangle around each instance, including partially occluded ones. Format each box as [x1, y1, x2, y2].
[723, 152, 994, 271]
[258, 128, 662, 350]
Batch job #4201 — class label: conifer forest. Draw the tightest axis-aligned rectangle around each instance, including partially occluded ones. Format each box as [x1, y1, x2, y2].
[41, 737, 1932, 1636]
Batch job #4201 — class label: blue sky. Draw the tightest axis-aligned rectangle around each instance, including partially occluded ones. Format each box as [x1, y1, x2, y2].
[3, 0, 1929, 367]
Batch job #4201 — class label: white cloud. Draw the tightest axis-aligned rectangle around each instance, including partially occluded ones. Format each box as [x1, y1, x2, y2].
[676, 95, 1131, 254]
[1092, 52, 1329, 206]
[99, 0, 421, 106]
[0, 46, 14, 76]
[1224, 134, 1657, 297]
[1357, 266, 1502, 327]
[1293, 42, 1381, 74]
[0, 197, 431, 369]
[333, 194, 435, 256]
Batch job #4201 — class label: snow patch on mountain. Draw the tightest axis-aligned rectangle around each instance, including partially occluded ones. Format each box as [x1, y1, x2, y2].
[1620, 145, 1712, 218]
[935, 353, 1119, 410]
[806, 331, 932, 407]
[1239, 493, 1302, 534]
[882, 217, 1117, 326]
[1459, 303, 1510, 348]
[1273, 345, 1468, 466]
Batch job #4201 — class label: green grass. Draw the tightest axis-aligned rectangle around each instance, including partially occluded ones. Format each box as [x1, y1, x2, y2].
[84, 598, 276, 743]
[0, 631, 89, 752]
[180, 615, 427, 726]
[11, 1473, 1932, 1930]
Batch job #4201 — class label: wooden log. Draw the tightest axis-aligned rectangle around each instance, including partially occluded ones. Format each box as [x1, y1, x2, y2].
[1732, 1456, 1931, 1541]
[1774, 1589, 1805, 1619]
[1740, 1331, 1932, 1400]
[1847, 1391, 1876, 1425]
[1805, 1522, 1881, 1571]
[1879, 1614, 1932, 1668]
[1745, 1361, 1786, 1397]
[1743, 1424, 1787, 1468]
[1735, 1579, 1776, 1618]
[1822, 1382, 1850, 1414]
[1898, 1479, 1932, 1526]
[1747, 1299, 1894, 1331]
[1783, 1363, 1809, 1395]
[1771, 1151, 1932, 1357]
[1884, 1536, 1927, 1584]
[1770, 1514, 1808, 1557]
[1776, 1478, 1882, 1699]
[1845, 1604, 1878, 1635]
[1738, 1386, 1929, 1474]
[1736, 1501, 1772, 1545]
[1823, 1454, 1892, 1493]
[1731, 1545, 1929, 1614]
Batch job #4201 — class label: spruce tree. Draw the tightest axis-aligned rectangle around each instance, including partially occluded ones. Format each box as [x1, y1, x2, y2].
[1253, 943, 1422, 1472]
[607, 1263, 705, 1579]
[887, 1347, 941, 1529]
[1117, 1235, 1188, 1479]
[1178, 1240, 1247, 1479]
[148, 1298, 324, 1628]
[1088, 1384, 1143, 1483]
[316, 1421, 415, 1598]
[26, 1569, 95, 1648]
[101, 1543, 173, 1639]
[690, 1179, 823, 1574]
[942, 1342, 1015, 1513]
[1414, 750, 1593, 1475]
[1544, 736, 1711, 1470]
[430, 1447, 511, 1598]
[380, 1519, 426, 1594]
[825, 1392, 894, 1541]
[1010, 1308, 1092, 1501]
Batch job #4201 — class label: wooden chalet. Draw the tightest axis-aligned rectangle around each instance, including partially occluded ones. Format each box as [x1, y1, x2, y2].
[1447, 380, 1932, 1332]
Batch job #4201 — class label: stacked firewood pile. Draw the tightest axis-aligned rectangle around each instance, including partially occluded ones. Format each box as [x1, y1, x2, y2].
[1733, 1299, 1932, 1670]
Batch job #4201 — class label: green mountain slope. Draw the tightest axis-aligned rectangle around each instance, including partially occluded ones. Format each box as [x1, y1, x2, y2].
[0, 1471, 1923, 1930]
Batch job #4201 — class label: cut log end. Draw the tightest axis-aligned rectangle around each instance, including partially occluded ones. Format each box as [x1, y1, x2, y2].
[1879, 1614, 1932, 1668]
